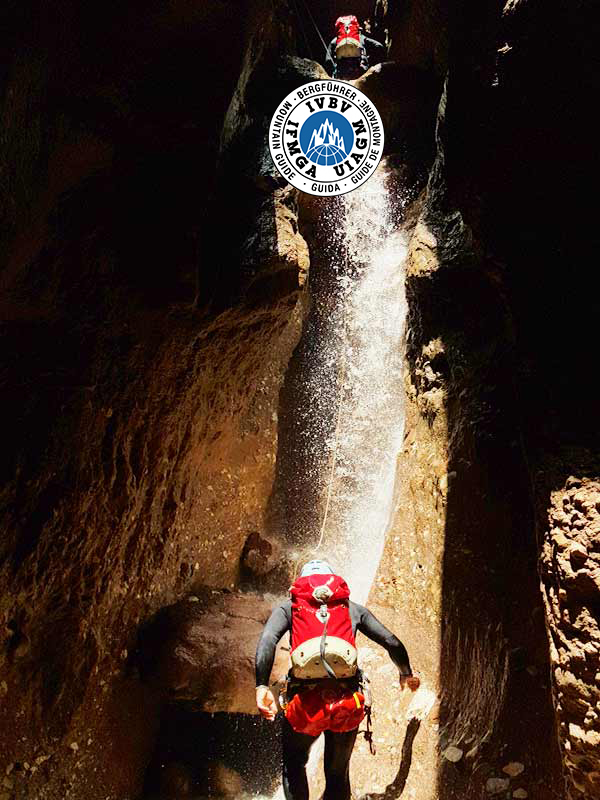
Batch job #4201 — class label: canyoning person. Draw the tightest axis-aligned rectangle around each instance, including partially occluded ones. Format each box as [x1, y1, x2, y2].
[325, 15, 387, 80]
[255, 559, 419, 800]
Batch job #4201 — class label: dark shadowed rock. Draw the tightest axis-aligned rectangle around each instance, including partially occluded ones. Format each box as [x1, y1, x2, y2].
[142, 591, 290, 714]
[355, 62, 440, 157]
[241, 531, 278, 576]
[158, 761, 193, 799]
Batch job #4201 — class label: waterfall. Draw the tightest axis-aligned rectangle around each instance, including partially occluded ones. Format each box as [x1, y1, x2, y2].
[307, 165, 408, 604]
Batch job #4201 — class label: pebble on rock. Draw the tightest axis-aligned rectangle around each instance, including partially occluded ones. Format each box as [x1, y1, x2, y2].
[512, 790, 528, 798]
[486, 777, 510, 794]
[442, 745, 463, 762]
[502, 762, 525, 777]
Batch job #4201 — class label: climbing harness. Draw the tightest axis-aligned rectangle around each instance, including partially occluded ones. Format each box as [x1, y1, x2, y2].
[359, 672, 376, 755]
[283, 680, 367, 736]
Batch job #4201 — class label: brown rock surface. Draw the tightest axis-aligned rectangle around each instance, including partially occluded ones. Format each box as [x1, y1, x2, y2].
[145, 591, 290, 714]
[385, 0, 598, 796]
[0, 2, 306, 798]
[205, 762, 245, 798]
[540, 477, 600, 799]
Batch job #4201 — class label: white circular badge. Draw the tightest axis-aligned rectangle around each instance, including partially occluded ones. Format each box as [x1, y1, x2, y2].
[269, 80, 384, 197]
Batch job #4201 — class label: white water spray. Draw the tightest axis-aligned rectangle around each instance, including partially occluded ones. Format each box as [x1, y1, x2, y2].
[311, 166, 408, 604]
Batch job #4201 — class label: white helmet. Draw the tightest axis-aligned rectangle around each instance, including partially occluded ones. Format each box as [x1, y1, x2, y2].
[300, 559, 334, 577]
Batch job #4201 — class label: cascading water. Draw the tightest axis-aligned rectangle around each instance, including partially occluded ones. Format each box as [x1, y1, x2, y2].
[310, 166, 408, 605]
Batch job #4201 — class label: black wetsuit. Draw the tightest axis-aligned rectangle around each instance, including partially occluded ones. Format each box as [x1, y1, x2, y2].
[256, 599, 412, 800]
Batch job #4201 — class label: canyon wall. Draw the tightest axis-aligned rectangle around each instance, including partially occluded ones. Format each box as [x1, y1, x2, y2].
[371, 1, 598, 798]
[0, 3, 309, 798]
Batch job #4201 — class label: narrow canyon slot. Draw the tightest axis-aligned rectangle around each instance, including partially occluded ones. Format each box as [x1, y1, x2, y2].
[1, 2, 597, 800]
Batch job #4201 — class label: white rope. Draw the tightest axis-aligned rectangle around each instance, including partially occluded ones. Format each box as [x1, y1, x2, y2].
[294, 0, 331, 60]
[312, 356, 345, 554]
[313, 259, 349, 555]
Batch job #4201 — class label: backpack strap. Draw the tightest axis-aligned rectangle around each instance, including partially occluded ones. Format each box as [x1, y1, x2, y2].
[318, 604, 337, 679]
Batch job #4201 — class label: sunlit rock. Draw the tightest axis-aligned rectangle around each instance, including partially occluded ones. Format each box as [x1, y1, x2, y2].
[502, 762, 525, 777]
[486, 777, 510, 794]
[442, 745, 463, 762]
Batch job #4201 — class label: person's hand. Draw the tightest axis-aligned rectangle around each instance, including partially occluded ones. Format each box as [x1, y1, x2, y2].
[399, 673, 421, 692]
[256, 686, 277, 721]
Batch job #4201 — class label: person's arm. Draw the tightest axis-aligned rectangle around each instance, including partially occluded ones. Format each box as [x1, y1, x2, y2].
[354, 602, 420, 690]
[363, 35, 387, 65]
[363, 35, 386, 53]
[255, 601, 291, 720]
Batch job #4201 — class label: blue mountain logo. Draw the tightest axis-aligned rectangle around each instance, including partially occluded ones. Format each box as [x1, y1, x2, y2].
[308, 118, 347, 154]
[300, 111, 355, 166]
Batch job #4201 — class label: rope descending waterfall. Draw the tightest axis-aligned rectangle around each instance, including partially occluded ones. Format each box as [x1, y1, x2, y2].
[312, 344, 345, 554]
[301, 166, 407, 607]
[312, 246, 349, 556]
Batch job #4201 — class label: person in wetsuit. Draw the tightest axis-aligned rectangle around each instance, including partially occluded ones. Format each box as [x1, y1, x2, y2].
[325, 19, 387, 80]
[255, 560, 420, 800]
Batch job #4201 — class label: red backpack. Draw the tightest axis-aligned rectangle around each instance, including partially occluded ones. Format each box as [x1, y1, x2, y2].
[289, 573, 357, 680]
[335, 15, 362, 59]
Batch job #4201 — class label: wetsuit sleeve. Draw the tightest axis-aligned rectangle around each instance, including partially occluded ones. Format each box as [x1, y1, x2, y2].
[354, 603, 413, 676]
[363, 36, 387, 65]
[255, 601, 291, 687]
